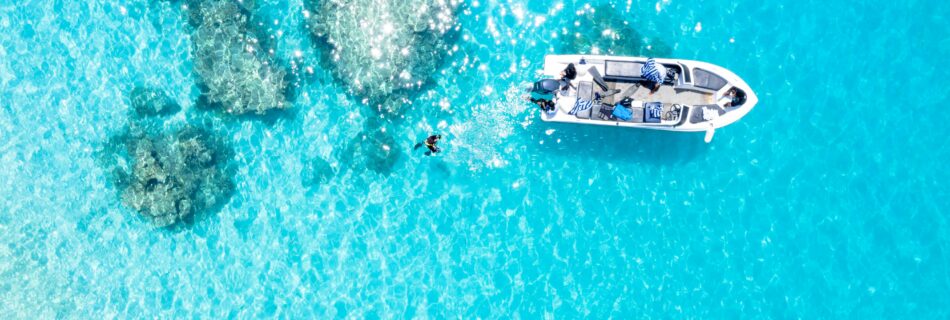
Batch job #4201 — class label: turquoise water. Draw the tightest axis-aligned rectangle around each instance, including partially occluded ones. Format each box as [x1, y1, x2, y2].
[1, 0, 949, 318]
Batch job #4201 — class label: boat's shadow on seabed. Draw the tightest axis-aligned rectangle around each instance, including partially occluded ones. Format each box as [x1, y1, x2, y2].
[531, 122, 711, 166]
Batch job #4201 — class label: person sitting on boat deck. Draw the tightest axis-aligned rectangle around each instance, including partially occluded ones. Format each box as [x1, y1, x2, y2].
[724, 87, 746, 107]
[558, 62, 577, 89]
[640, 58, 666, 94]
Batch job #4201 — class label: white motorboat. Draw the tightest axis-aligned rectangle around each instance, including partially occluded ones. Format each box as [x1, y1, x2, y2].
[535, 55, 758, 142]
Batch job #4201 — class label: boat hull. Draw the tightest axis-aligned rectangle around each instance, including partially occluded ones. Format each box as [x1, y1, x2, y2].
[538, 55, 758, 133]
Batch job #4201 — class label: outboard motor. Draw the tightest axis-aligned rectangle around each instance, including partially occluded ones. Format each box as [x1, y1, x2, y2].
[530, 63, 577, 95]
[531, 78, 563, 95]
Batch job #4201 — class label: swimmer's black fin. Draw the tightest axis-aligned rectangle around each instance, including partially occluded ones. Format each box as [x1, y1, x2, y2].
[413, 143, 423, 150]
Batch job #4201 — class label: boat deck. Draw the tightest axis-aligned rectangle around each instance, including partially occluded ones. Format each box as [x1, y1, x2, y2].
[561, 78, 715, 125]
[600, 81, 715, 106]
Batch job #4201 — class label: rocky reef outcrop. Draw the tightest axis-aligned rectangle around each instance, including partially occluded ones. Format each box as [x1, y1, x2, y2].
[103, 85, 235, 227]
[109, 126, 234, 227]
[335, 119, 400, 175]
[129, 86, 181, 117]
[186, 0, 290, 115]
[301, 156, 336, 187]
[305, 0, 461, 113]
[563, 5, 672, 57]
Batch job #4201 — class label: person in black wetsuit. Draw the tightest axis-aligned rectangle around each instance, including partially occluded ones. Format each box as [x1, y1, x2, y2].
[414, 134, 442, 156]
[527, 95, 556, 112]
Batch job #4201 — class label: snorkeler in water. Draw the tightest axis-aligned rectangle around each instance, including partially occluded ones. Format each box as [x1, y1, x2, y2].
[413, 134, 442, 156]
[527, 97, 556, 112]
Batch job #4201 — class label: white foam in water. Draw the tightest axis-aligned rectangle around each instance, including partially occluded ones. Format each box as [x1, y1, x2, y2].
[442, 87, 524, 172]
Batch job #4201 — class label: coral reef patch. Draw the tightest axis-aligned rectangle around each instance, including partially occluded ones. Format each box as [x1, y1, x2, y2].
[107, 125, 234, 227]
[104, 85, 234, 227]
[301, 156, 336, 187]
[305, 0, 461, 113]
[563, 5, 672, 57]
[129, 86, 180, 117]
[186, 0, 290, 115]
[336, 119, 400, 175]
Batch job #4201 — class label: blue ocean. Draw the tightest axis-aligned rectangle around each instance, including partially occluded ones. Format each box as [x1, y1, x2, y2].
[1, 0, 948, 318]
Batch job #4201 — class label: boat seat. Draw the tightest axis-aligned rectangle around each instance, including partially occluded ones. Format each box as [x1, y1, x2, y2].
[604, 60, 645, 83]
[689, 104, 725, 124]
[574, 81, 594, 119]
[589, 104, 602, 120]
[692, 68, 728, 91]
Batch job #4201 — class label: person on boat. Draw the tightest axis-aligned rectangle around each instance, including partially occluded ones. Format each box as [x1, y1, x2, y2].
[641, 58, 665, 94]
[724, 88, 746, 107]
[558, 62, 577, 89]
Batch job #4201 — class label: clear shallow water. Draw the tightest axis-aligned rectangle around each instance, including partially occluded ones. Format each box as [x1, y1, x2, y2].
[1, 0, 948, 318]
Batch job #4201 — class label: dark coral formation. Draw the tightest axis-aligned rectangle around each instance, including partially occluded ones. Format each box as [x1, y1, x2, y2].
[563, 5, 672, 57]
[109, 126, 234, 227]
[301, 157, 336, 187]
[305, 0, 461, 113]
[352, 127, 399, 175]
[335, 120, 400, 175]
[129, 86, 180, 117]
[105, 87, 235, 228]
[186, 0, 290, 115]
